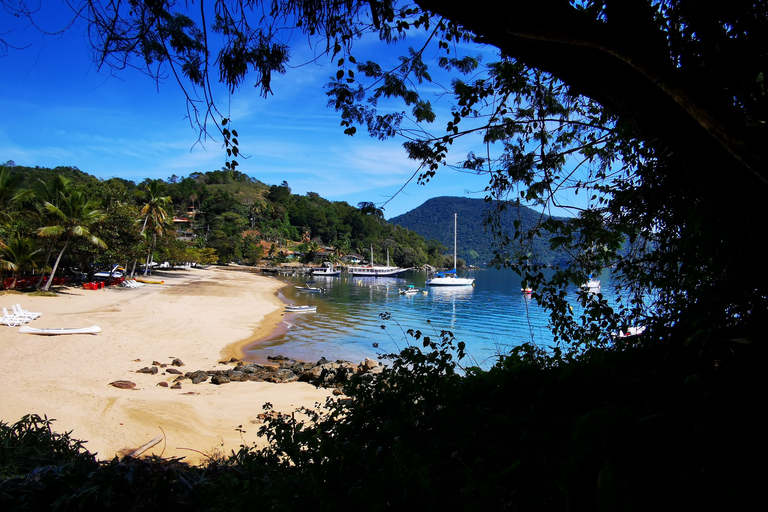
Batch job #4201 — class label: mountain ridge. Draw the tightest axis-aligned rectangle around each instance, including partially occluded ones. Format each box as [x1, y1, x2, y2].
[389, 196, 571, 266]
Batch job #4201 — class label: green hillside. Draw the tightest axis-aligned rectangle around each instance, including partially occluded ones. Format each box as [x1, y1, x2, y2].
[389, 196, 572, 266]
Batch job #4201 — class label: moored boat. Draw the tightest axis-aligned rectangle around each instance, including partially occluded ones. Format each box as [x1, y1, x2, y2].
[285, 305, 317, 312]
[312, 263, 341, 276]
[427, 213, 475, 287]
[349, 245, 407, 277]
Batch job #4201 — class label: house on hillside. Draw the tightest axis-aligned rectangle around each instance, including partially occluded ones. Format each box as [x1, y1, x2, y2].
[342, 253, 364, 264]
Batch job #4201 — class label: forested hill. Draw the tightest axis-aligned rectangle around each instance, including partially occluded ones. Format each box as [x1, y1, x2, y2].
[389, 197, 572, 266]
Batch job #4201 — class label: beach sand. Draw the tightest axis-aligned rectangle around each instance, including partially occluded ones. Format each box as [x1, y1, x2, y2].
[0, 268, 333, 465]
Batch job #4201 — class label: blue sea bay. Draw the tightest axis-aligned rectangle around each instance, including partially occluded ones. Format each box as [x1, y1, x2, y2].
[244, 268, 626, 368]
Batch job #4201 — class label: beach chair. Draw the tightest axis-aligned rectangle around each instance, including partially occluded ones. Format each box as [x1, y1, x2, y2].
[14, 304, 41, 320]
[2, 308, 27, 326]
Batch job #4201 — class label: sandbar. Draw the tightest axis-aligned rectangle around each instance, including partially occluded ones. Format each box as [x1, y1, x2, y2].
[0, 268, 333, 465]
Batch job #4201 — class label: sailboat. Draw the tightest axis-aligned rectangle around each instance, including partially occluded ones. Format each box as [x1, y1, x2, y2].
[426, 213, 476, 287]
[348, 245, 408, 277]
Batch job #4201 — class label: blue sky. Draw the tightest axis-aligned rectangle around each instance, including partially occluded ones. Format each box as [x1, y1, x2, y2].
[0, 4, 504, 219]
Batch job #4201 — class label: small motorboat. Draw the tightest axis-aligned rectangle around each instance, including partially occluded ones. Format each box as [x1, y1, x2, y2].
[521, 287, 533, 294]
[285, 305, 317, 312]
[580, 278, 601, 292]
[399, 285, 420, 295]
[295, 284, 323, 293]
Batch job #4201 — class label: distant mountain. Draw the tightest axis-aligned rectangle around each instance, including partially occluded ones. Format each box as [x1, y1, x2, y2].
[389, 197, 571, 266]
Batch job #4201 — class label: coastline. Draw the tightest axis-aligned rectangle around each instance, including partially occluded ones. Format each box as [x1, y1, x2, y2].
[0, 268, 333, 465]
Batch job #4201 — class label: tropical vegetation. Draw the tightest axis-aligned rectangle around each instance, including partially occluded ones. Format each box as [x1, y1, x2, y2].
[1, 1, 764, 510]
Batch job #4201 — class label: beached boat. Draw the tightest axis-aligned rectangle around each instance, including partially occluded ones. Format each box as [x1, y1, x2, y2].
[135, 277, 165, 284]
[348, 246, 407, 277]
[19, 325, 101, 335]
[285, 305, 317, 312]
[427, 213, 475, 287]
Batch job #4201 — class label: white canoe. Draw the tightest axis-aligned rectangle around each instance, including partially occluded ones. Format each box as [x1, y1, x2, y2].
[19, 325, 101, 335]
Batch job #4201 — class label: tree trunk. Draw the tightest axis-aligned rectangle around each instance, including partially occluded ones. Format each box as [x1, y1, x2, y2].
[43, 240, 69, 292]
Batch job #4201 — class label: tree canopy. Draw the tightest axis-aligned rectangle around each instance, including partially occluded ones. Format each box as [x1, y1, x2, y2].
[9, 0, 756, 348]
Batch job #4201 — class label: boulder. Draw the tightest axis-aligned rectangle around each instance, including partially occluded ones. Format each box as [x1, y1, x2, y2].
[211, 374, 230, 385]
[109, 380, 136, 389]
[136, 366, 159, 375]
[166, 368, 182, 375]
[171, 358, 185, 367]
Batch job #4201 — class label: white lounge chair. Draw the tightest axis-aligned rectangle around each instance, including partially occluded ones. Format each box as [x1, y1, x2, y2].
[14, 304, 41, 320]
[2, 308, 27, 326]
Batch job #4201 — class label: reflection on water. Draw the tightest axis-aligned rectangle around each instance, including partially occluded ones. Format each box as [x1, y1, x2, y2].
[244, 268, 629, 369]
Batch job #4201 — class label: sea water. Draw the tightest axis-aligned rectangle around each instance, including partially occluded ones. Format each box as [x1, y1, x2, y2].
[244, 268, 629, 368]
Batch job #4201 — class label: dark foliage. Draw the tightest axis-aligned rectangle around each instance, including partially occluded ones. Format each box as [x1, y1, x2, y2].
[1, 332, 761, 510]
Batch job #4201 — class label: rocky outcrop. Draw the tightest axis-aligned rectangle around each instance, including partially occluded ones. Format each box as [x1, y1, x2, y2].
[130, 356, 385, 390]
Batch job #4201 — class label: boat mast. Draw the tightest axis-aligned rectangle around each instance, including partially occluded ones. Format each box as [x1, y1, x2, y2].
[453, 212, 457, 271]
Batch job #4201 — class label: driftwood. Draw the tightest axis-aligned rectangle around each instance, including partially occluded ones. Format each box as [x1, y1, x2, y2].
[127, 434, 164, 458]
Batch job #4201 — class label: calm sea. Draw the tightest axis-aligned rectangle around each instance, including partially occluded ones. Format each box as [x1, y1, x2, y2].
[244, 268, 623, 368]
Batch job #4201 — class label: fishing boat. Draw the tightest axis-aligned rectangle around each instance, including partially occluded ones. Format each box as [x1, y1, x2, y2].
[348, 245, 407, 277]
[285, 305, 317, 312]
[427, 213, 475, 287]
[19, 325, 101, 335]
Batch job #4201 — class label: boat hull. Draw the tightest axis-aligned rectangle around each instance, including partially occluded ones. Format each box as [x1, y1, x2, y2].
[426, 278, 475, 286]
[19, 325, 101, 335]
[349, 266, 407, 277]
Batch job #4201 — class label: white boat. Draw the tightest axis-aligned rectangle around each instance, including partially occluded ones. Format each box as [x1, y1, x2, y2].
[581, 278, 601, 291]
[285, 305, 317, 312]
[427, 213, 475, 287]
[349, 246, 407, 277]
[521, 287, 533, 294]
[295, 284, 324, 292]
[612, 326, 646, 338]
[312, 264, 341, 276]
[399, 285, 419, 295]
[19, 325, 101, 335]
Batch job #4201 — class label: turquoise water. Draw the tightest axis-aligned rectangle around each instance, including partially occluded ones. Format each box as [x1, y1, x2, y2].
[244, 268, 623, 368]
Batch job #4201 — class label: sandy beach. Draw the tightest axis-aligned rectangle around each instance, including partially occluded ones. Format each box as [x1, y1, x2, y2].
[0, 268, 333, 465]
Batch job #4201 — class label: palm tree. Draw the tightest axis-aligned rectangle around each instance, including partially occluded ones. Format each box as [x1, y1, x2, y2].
[0, 236, 44, 289]
[32, 175, 74, 287]
[37, 189, 107, 291]
[0, 166, 30, 227]
[133, 180, 172, 277]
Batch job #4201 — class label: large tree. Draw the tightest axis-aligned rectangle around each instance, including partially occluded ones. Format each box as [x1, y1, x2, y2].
[5, 0, 766, 345]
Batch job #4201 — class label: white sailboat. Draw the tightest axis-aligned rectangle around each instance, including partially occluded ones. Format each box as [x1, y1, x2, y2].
[427, 213, 476, 287]
[349, 245, 407, 277]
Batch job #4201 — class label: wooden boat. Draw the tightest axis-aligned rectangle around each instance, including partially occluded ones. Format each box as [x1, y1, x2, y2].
[19, 325, 101, 335]
[285, 305, 317, 312]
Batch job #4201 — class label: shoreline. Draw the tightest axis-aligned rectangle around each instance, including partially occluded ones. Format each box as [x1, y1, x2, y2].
[0, 268, 334, 465]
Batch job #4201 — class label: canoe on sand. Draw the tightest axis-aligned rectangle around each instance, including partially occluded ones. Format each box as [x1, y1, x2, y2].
[19, 325, 101, 335]
[135, 278, 165, 284]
